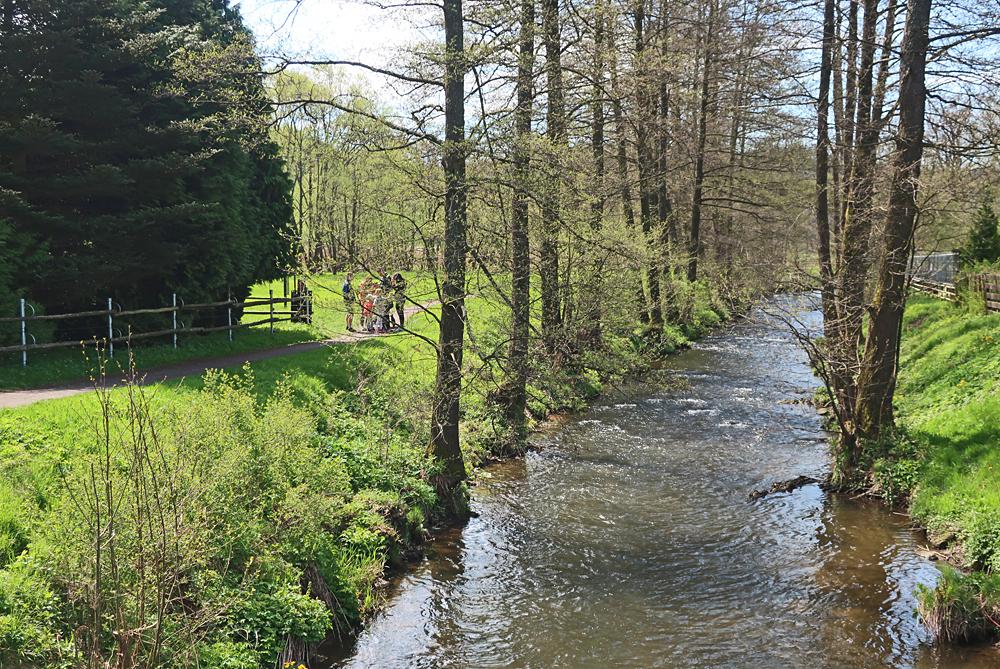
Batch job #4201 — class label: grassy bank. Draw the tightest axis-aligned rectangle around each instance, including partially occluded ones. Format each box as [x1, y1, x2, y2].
[0, 276, 736, 668]
[867, 293, 1000, 641]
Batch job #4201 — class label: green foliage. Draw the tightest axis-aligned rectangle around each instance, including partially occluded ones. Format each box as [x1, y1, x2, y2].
[963, 511, 1000, 572]
[0, 558, 70, 664]
[871, 456, 921, 507]
[0, 360, 440, 667]
[0, 0, 292, 327]
[198, 641, 260, 669]
[960, 195, 1000, 268]
[916, 566, 1000, 643]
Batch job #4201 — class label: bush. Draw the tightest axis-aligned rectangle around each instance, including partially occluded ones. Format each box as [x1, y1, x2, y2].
[917, 566, 1000, 643]
[960, 196, 1000, 268]
[0, 365, 443, 668]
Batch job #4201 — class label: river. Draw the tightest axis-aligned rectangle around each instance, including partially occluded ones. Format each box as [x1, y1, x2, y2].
[322, 295, 999, 668]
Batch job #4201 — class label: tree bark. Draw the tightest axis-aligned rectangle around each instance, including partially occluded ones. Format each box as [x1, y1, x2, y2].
[854, 0, 931, 437]
[610, 36, 649, 323]
[540, 0, 564, 349]
[584, 0, 606, 343]
[656, 0, 676, 313]
[832, 0, 878, 421]
[428, 0, 469, 495]
[507, 0, 534, 441]
[688, 0, 714, 283]
[634, 1, 663, 325]
[816, 0, 836, 337]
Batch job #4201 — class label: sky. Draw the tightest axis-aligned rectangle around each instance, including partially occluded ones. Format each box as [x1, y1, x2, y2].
[234, 0, 424, 66]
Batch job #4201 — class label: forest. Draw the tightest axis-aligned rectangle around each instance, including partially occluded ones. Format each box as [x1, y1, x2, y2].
[2, 0, 1000, 667]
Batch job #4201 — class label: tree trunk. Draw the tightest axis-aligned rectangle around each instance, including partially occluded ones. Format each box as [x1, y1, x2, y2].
[428, 0, 469, 496]
[832, 0, 878, 421]
[688, 0, 714, 283]
[540, 0, 563, 350]
[507, 0, 534, 442]
[634, 2, 663, 325]
[816, 0, 836, 338]
[656, 0, 676, 314]
[585, 0, 606, 343]
[610, 28, 648, 324]
[854, 0, 931, 437]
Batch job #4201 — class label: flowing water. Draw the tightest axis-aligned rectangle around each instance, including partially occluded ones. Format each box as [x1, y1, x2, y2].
[323, 296, 999, 669]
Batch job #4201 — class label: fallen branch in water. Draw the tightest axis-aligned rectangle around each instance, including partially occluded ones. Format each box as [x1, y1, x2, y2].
[748, 475, 828, 500]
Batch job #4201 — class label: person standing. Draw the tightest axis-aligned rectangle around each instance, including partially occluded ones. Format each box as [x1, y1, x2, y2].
[342, 272, 356, 332]
[392, 272, 407, 328]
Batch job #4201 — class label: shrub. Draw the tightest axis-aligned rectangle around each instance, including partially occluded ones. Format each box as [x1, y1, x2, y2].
[960, 196, 1000, 268]
[917, 566, 1000, 643]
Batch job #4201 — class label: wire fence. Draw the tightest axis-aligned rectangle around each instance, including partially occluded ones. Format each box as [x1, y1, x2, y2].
[1, 289, 313, 366]
[910, 251, 958, 285]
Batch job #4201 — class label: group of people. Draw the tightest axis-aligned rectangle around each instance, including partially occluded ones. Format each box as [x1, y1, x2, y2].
[341, 270, 407, 334]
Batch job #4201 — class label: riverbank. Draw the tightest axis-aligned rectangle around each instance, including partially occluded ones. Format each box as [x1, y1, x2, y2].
[323, 293, 997, 669]
[868, 293, 1000, 640]
[0, 277, 739, 667]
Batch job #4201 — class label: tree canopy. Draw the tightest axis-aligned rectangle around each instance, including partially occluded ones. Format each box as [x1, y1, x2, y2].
[0, 0, 293, 320]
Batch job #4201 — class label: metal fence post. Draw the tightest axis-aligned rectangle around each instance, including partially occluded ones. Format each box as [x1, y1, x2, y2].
[172, 293, 178, 348]
[107, 297, 114, 358]
[269, 289, 274, 334]
[19, 298, 26, 367]
[227, 290, 233, 342]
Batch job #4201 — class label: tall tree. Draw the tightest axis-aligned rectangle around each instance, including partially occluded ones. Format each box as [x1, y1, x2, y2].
[507, 0, 535, 443]
[428, 0, 470, 498]
[540, 0, 564, 349]
[688, 0, 716, 282]
[853, 0, 933, 436]
[0, 0, 292, 322]
[585, 0, 607, 343]
[634, 0, 664, 325]
[816, 0, 837, 337]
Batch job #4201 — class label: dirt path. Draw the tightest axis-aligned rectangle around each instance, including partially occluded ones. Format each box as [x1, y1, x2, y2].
[0, 302, 432, 410]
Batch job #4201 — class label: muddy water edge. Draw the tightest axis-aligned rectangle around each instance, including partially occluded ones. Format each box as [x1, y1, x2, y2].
[319, 295, 1000, 669]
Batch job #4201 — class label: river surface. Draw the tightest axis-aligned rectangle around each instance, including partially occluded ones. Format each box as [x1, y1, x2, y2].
[323, 295, 999, 669]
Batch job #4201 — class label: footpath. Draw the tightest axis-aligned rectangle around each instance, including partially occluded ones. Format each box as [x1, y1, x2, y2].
[0, 301, 432, 410]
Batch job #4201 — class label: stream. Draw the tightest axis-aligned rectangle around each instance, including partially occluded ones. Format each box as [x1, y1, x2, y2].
[322, 295, 999, 668]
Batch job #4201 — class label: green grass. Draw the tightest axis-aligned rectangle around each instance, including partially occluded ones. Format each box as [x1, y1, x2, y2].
[0, 271, 438, 391]
[0, 270, 735, 666]
[893, 294, 1000, 572]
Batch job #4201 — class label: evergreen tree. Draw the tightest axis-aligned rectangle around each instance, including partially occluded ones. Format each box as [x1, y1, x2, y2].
[961, 195, 1000, 267]
[0, 0, 292, 330]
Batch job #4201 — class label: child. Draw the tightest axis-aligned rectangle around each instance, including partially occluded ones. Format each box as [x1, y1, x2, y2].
[373, 288, 390, 333]
[362, 285, 376, 333]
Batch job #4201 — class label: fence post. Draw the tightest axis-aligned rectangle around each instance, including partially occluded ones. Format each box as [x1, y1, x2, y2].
[227, 290, 233, 342]
[172, 293, 178, 348]
[19, 298, 27, 367]
[107, 297, 114, 358]
[269, 289, 274, 334]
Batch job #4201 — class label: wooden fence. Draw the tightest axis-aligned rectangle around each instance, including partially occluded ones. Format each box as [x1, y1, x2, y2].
[910, 272, 1000, 313]
[0, 290, 313, 366]
[910, 276, 958, 302]
[969, 273, 1000, 313]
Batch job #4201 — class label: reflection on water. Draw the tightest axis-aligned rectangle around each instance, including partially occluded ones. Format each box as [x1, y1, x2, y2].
[322, 295, 999, 669]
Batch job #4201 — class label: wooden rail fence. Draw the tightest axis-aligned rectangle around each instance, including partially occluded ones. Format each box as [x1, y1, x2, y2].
[1, 289, 313, 366]
[969, 273, 1000, 313]
[910, 272, 1000, 313]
